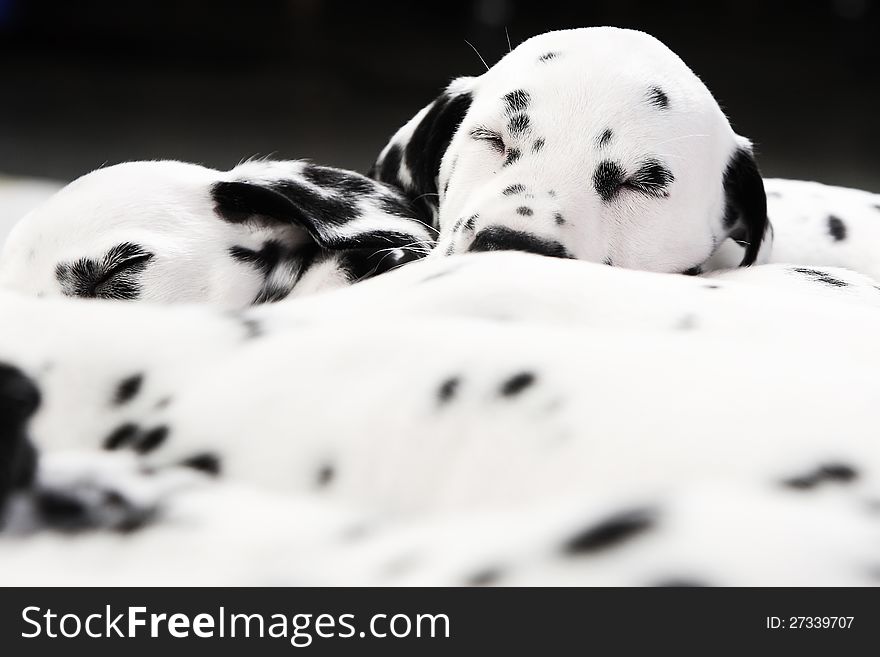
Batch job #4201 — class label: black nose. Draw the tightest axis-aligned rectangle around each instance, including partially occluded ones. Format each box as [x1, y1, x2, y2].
[467, 226, 571, 259]
[0, 363, 41, 514]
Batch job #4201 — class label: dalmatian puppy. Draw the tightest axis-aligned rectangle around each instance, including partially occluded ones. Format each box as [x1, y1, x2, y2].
[1, 252, 879, 465]
[0, 159, 434, 308]
[370, 27, 769, 274]
[2, 265, 880, 583]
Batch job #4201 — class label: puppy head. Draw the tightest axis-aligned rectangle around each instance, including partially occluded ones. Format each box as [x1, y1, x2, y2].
[0, 160, 432, 308]
[371, 27, 768, 272]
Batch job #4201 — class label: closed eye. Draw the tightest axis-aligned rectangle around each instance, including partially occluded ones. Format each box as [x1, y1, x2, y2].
[56, 242, 154, 300]
[623, 159, 675, 198]
[469, 126, 506, 154]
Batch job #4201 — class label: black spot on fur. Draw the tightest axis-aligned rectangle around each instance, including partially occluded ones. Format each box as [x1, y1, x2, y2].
[603, 257, 614, 266]
[828, 215, 847, 241]
[376, 144, 403, 186]
[564, 509, 654, 555]
[538, 51, 559, 62]
[113, 374, 143, 406]
[180, 453, 221, 476]
[136, 426, 169, 454]
[240, 317, 263, 339]
[467, 568, 503, 586]
[0, 364, 40, 511]
[516, 206, 534, 217]
[783, 463, 858, 490]
[462, 215, 478, 232]
[502, 148, 522, 167]
[55, 242, 154, 300]
[721, 147, 768, 267]
[532, 138, 545, 153]
[469, 226, 570, 259]
[500, 372, 535, 397]
[593, 160, 627, 202]
[503, 184, 526, 196]
[437, 377, 460, 404]
[792, 267, 849, 288]
[316, 464, 335, 488]
[597, 129, 613, 148]
[103, 423, 139, 450]
[554, 213, 565, 226]
[508, 114, 531, 136]
[35, 491, 87, 529]
[681, 265, 703, 276]
[503, 89, 530, 114]
[647, 86, 669, 109]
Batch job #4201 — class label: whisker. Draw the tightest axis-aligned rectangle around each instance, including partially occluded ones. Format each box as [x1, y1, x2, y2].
[464, 39, 491, 72]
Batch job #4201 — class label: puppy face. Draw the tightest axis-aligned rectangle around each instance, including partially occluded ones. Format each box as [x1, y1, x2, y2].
[372, 27, 768, 273]
[0, 160, 432, 308]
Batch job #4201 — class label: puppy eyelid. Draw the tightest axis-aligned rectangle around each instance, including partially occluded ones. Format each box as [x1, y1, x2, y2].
[469, 126, 506, 153]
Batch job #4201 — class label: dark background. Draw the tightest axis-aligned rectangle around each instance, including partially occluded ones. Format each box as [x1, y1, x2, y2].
[0, 0, 877, 190]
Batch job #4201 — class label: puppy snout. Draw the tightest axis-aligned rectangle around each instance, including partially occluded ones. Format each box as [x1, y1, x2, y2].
[468, 226, 571, 259]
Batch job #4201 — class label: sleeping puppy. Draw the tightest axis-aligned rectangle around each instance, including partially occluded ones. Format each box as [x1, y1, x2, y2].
[370, 27, 769, 274]
[0, 159, 433, 308]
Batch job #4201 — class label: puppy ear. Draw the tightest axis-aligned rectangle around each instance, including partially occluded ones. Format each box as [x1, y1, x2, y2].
[368, 77, 476, 226]
[722, 140, 769, 266]
[211, 163, 433, 253]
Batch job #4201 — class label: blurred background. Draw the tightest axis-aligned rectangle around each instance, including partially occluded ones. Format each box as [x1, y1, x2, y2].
[0, 0, 878, 191]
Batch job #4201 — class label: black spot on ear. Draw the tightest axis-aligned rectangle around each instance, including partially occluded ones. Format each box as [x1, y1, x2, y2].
[466, 567, 503, 586]
[782, 463, 858, 490]
[103, 423, 139, 450]
[827, 215, 847, 241]
[374, 144, 403, 185]
[316, 464, 335, 488]
[503, 89, 530, 114]
[593, 160, 626, 202]
[135, 426, 169, 454]
[503, 148, 522, 167]
[516, 206, 533, 217]
[538, 51, 559, 62]
[500, 372, 535, 397]
[721, 147, 768, 267]
[791, 267, 849, 288]
[647, 86, 669, 109]
[554, 213, 565, 226]
[180, 453, 221, 476]
[597, 129, 613, 148]
[437, 377, 460, 404]
[502, 184, 526, 196]
[508, 114, 531, 136]
[113, 374, 143, 406]
[532, 138, 545, 153]
[564, 509, 654, 555]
